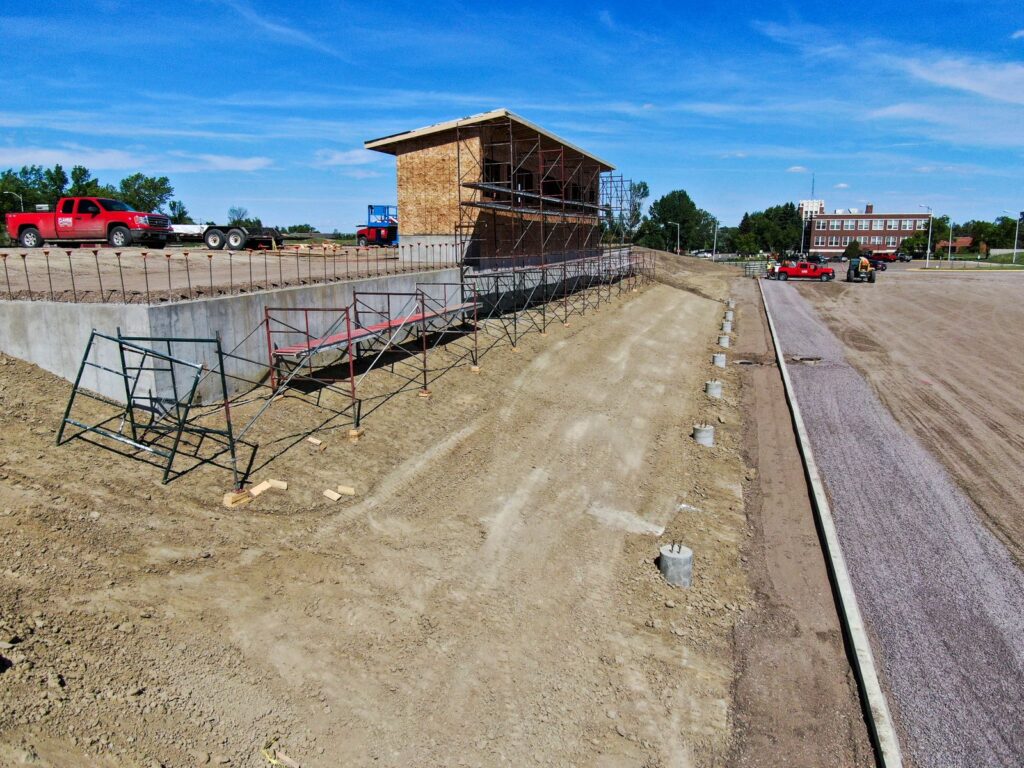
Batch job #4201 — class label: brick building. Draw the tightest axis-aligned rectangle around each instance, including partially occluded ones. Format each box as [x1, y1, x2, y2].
[801, 202, 930, 257]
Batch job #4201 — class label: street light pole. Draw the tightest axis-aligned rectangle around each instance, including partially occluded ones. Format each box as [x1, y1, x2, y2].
[948, 222, 954, 266]
[920, 205, 932, 269]
[1004, 209, 1021, 265]
[712, 222, 719, 259]
[668, 221, 680, 254]
[3, 191, 24, 212]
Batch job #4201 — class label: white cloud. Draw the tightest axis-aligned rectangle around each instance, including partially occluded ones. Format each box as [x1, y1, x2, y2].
[312, 148, 380, 167]
[0, 146, 148, 169]
[896, 55, 1024, 106]
[214, 0, 347, 59]
[179, 153, 273, 172]
[834, 182, 850, 189]
[1012, 29, 1024, 40]
[786, 165, 810, 173]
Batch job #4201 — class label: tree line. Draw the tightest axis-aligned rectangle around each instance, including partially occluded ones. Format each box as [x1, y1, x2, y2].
[626, 183, 1020, 255]
[0, 163, 319, 234]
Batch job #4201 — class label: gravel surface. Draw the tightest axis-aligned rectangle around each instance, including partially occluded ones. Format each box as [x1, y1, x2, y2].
[762, 280, 1024, 768]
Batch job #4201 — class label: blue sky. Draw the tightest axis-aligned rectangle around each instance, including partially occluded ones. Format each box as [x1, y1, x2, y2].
[1, 0, 1022, 228]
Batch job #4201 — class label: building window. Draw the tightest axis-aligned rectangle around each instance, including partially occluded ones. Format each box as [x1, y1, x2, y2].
[841, 236, 850, 246]
[816, 220, 827, 230]
[858, 220, 870, 230]
[871, 236, 882, 245]
[916, 219, 928, 230]
[828, 236, 840, 246]
[887, 219, 899, 229]
[829, 220, 841, 230]
[815, 236, 825, 246]
[843, 219, 854, 230]
[902, 219, 913, 230]
[872, 219, 884, 230]
[886, 236, 897, 247]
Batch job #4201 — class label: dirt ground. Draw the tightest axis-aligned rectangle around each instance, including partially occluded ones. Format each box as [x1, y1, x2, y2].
[0, 245, 447, 304]
[0, 258, 761, 767]
[796, 268, 1024, 564]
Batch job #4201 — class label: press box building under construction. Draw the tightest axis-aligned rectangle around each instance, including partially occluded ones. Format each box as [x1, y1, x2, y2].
[365, 109, 629, 270]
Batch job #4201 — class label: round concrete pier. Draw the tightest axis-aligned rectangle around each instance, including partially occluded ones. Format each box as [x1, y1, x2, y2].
[658, 542, 694, 587]
[727, 299, 736, 309]
[705, 380, 723, 398]
[693, 424, 715, 447]
[712, 352, 726, 368]
[725, 310, 734, 322]
[722, 321, 733, 333]
[718, 335, 730, 348]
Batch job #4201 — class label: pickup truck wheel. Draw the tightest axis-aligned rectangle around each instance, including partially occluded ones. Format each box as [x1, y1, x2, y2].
[18, 227, 43, 248]
[820, 273, 829, 282]
[357, 235, 368, 247]
[204, 229, 226, 250]
[108, 226, 132, 248]
[226, 229, 246, 251]
[777, 272, 788, 281]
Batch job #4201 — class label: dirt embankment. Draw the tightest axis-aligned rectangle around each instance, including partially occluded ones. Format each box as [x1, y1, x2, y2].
[1, 258, 757, 767]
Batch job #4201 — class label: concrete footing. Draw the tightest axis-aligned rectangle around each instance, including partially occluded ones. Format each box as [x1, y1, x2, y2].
[658, 542, 694, 587]
[725, 310, 734, 322]
[693, 424, 715, 447]
[705, 380, 723, 398]
[721, 321, 733, 333]
[718, 335, 730, 348]
[727, 298, 736, 309]
[712, 353, 726, 368]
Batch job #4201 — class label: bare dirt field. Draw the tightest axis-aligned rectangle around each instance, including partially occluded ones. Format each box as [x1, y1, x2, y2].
[796, 269, 1024, 564]
[767, 276, 1024, 767]
[1, 259, 762, 767]
[0, 245, 443, 304]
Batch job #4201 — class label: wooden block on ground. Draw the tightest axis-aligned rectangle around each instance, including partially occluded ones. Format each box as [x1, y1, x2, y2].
[337, 485, 356, 496]
[418, 389, 432, 398]
[470, 365, 480, 373]
[306, 437, 322, 446]
[248, 480, 273, 498]
[323, 489, 342, 502]
[268, 479, 288, 490]
[222, 490, 252, 508]
[347, 427, 365, 442]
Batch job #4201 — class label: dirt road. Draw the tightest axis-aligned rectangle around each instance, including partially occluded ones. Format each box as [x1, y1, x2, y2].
[764, 278, 1024, 767]
[0, 266, 753, 767]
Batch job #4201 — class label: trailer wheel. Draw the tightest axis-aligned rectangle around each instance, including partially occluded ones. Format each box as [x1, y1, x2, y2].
[226, 228, 247, 250]
[204, 228, 226, 250]
[18, 227, 43, 248]
[108, 225, 131, 248]
[357, 235, 368, 247]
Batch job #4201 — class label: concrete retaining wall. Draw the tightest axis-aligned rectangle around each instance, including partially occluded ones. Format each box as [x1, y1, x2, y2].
[0, 268, 461, 404]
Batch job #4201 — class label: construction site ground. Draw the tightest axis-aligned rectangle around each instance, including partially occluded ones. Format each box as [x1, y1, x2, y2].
[0, 254, 869, 767]
[767, 269, 1024, 766]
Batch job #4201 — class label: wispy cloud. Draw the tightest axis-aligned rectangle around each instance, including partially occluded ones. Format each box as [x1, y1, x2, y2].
[834, 182, 849, 189]
[1012, 29, 1024, 40]
[787, 165, 810, 173]
[312, 148, 381, 167]
[0, 144, 272, 173]
[895, 55, 1024, 106]
[215, 0, 347, 59]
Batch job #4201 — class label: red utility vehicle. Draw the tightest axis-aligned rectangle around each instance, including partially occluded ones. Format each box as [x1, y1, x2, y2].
[772, 261, 835, 281]
[5, 197, 172, 249]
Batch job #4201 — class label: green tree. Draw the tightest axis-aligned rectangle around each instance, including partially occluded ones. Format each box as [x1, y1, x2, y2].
[737, 202, 803, 254]
[118, 173, 174, 212]
[227, 205, 262, 228]
[633, 216, 666, 250]
[626, 181, 649, 237]
[168, 200, 194, 224]
[43, 164, 69, 200]
[646, 189, 715, 252]
[843, 239, 862, 260]
[67, 165, 113, 197]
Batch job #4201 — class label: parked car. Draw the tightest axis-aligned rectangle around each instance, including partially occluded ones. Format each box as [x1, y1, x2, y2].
[5, 197, 172, 248]
[895, 251, 913, 262]
[771, 260, 835, 281]
[871, 252, 898, 263]
[867, 258, 888, 271]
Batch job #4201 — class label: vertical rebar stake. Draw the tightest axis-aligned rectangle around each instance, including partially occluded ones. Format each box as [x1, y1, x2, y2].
[2, 255, 11, 300]
[207, 253, 213, 295]
[66, 250, 78, 303]
[184, 250, 193, 300]
[115, 252, 126, 303]
[142, 252, 150, 304]
[43, 249, 54, 300]
[20, 253, 32, 300]
[92, 249, 104, 301]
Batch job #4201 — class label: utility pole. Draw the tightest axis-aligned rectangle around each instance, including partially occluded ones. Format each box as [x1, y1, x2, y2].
[668, 221, 680, 255]
[712, 221, 719, 259]
[1004, 209, 1021, 264]
[920, 205, 933, 269]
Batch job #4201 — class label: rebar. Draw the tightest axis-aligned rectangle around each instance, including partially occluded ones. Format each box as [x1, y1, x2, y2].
[115, 252, 126, 303]
[20, 253, 31, 299]
[92, 249, 105, 301]
[43, 249, 54, 300]
[66, 250, 78, 302]
[2, 254, 11, 300]
[184, 250, 193, 300]
[142, 252, 151, 304]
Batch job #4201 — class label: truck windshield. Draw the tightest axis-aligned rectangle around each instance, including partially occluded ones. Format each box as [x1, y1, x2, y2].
[98, 199, 136, 212]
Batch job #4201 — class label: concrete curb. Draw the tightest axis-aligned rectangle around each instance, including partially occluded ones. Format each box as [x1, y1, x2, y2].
[757, 278, 904, 768]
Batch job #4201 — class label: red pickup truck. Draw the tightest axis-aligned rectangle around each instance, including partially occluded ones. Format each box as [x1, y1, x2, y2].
[5, 197, 172, 248]
[771, 261, 835, 281]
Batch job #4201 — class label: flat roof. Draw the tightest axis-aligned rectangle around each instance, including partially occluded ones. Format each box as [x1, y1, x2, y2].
[364, 108, 615, 171]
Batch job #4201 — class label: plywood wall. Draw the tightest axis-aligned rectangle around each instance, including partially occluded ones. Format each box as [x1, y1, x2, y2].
[395, 133, 481, 236]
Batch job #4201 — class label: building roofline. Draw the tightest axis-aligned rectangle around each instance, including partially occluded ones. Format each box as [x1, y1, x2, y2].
[364, 108, 615, 171]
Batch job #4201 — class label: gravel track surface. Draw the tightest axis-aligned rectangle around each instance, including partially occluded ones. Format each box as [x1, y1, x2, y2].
[762, 280, 1024, 768]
